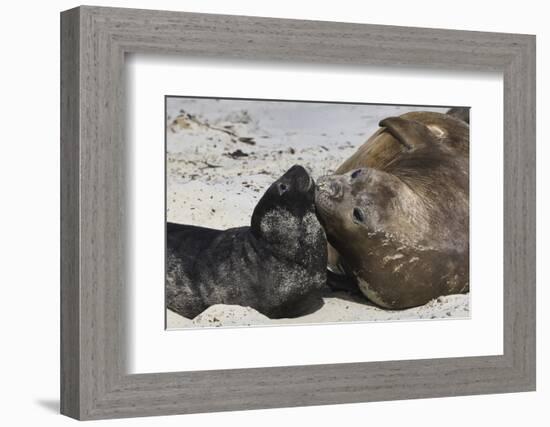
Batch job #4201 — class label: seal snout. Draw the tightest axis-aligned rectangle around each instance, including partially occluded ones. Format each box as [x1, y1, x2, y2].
[316, 177, 343, 200]
[283, 164, 314, 193]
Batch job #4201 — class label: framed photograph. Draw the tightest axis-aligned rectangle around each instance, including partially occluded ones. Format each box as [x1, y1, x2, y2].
[61, 6, 536, 420]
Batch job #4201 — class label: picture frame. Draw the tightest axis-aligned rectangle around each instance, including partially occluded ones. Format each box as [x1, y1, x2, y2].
[60, 5, 536, 420]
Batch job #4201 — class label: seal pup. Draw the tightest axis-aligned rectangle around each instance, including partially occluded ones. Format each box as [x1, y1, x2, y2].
[166, 165, 328, 319]
[316, 110, 469, 309]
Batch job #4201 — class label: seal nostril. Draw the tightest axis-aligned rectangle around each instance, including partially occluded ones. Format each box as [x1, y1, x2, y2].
[330, 182, 339, 195]
[353, 207, 365, 223]
[351, 169, 362, 179]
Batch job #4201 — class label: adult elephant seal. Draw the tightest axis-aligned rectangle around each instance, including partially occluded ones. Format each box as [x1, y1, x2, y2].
[316, 109, 469, 309]
[166, 165, 327, 319]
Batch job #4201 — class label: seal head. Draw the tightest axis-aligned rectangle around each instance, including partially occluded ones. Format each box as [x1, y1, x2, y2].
[251, 165, 316, 246]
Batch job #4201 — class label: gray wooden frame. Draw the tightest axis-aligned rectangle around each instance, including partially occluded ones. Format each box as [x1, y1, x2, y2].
[60, 5, 536, 420]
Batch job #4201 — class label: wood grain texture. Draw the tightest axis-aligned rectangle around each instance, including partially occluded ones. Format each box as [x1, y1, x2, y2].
[60, 6, 536, 420]
[60, 7, 80, 419]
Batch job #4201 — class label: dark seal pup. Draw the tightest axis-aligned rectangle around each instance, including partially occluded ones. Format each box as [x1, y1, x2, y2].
[166, 165, 327, 319]
[315, 110, 469, 309]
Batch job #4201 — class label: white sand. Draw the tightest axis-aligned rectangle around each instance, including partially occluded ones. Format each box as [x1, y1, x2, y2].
[166, 98, 469, 328]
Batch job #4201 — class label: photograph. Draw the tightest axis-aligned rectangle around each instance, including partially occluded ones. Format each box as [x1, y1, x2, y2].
[52, 3, 537, 421]
[165, 97, 470, 329]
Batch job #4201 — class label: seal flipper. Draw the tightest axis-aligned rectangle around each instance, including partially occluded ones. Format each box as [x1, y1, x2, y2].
[379, 117, 437, 150]
[326, 268, 360, 294]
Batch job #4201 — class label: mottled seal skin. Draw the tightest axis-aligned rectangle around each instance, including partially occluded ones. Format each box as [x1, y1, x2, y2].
[166, 165, 328, 319]
[316, 110, 469, 309]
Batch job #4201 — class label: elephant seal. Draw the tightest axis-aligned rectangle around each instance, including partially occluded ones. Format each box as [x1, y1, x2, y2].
[166, 165, 327, 319]
[446, 107, 470, 124]
[316, 110, 469, 309]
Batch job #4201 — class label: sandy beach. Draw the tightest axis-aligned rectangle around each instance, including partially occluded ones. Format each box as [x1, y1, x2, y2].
[166, 97, 470, 328]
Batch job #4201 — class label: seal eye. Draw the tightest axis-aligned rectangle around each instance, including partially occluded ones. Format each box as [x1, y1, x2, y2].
[351, 169, 362, 179]
[278, 182, 289, 195]
[353, 207, 365, 223]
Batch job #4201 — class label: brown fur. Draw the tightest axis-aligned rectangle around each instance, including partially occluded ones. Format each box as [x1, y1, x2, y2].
[316, 111, 469, 309]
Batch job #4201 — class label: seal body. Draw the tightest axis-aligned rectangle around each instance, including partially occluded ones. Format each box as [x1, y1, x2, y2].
[167, 165, 327, 319]
[315, 110, 469, 309]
